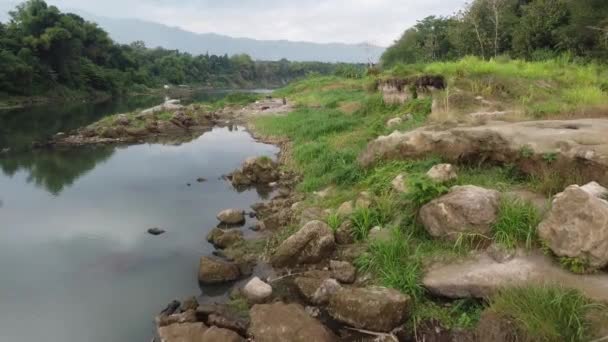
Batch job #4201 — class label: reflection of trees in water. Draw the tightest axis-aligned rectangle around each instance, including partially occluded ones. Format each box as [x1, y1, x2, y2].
[0, 146, 115, 195]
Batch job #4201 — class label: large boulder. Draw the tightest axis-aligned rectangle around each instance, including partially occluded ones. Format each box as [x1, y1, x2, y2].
[271, 220, 336, 268]
[419, 185, 501, 240]
[538, 185, 608, 270]
[328, 286, 410, 332]
[198, 256, 241, 284]
[249, 302, 337, 342]
[157, 322, 208, 342]
[422, 249, 608, 302]
[231, 156, 279, 187]
[242, 277, 273, 304]
[358, 119, 608, 186]
[217, 209, 245, 225]
[206, 228, 243, 249]
[201, 326, 244, 342]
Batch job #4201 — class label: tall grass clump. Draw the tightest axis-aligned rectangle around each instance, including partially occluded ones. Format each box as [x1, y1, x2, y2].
[355, 228, 425, 300]
[492, 198, 542, 249]
[490, 285, 600, 342]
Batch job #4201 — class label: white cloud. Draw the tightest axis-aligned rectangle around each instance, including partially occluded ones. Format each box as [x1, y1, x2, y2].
[19, 0, 468, 46]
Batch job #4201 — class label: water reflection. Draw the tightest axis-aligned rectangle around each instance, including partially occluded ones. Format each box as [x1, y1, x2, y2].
[0, 146, 115, 195]
[0, 126, 279, 342]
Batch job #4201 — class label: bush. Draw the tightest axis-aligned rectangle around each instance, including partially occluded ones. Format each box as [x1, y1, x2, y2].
[404, 174, 449, 209]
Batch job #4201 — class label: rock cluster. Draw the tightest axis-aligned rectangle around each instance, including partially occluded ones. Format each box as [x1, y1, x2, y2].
[271, 220, 336, 268]
[230, 156, 280, 188]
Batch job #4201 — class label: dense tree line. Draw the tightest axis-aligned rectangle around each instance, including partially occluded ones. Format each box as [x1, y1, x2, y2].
[0, 0, 337, 97]
[382, 0, 608, 66]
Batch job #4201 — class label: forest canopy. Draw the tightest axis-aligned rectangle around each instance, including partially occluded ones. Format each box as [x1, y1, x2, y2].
[0, 0, 340, 97]
[382, 0, 608, 66]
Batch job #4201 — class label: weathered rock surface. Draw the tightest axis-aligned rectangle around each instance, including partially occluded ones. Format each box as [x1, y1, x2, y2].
[271, 220, 335, 268]
[335, 220, 355, 245]
[391, 173, 408, 193]
[538, 185, 608, 269]
[242, 277, 273, 303]
[249, 302, 337, 342]
[387, 117, 403, 128]
[336, 201, 354, 217]
[422, 249, 608, 302]
[230, 156, 279, 187]
[328, 286, 410, 332]
[198, 256, 241, 284]
[157, 322, 208, 342]
[294, 276, 326, 304]
[580, 181, 608, 198]
[358, 119, 608, 185]
[217, 209, 245, 225]
[206, 228, 243, 249]
[330, 260, 357, 284]
[201, 326, 244, 342]
[419, 185, 500, 240]
[313, 279, 342, 305]
[426, 163, 457, 182]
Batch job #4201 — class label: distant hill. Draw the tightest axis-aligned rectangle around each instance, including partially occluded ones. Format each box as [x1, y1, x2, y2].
[79, 13, 384, 63]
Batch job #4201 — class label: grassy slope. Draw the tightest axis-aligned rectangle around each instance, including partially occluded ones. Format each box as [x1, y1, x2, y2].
[254, 59, 608, 339]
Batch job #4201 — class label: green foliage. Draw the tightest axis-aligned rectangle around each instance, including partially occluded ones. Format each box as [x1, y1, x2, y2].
[0, 1, 340, 98]
[351, 207, 377, 240]
[559, 256, 593, 275]
[519, 145, 534, 158]
[355, 228, 425, 300]
[490, 285, 600, 342]
[326, 212, 342, 232]
[382, 0, 608, 65]
[412, 299, 483, 330]
[333, 64, 365, 79]
[492, 198, 542, 249]
[404, 174, 449, 208]
[542, 152, 558, 163]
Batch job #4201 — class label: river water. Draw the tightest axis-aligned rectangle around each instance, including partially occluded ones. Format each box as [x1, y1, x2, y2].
[0, 92, 278, 341]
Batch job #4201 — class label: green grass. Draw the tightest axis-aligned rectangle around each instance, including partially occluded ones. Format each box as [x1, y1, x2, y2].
[326, 212, 342, 232]
[489, 285, 601, 342]
[492, 198, 542, 249]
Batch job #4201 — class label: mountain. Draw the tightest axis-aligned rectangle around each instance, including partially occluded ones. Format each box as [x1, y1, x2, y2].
[78, 13, 385, 63]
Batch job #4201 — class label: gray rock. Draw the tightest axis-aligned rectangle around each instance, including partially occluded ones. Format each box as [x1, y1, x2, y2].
[330, 260, 357, 284]
[419, 185, 500, 241]
[336, 201, 354, 217]
[271, 220, 335, 268]
[580, 181, 608, 199]
[422, 249, 608, 302]
[335, 220, 355, 245]
[328, 286, 410, 332]
[242, 277, 273, 304]
[157, 322, 208, 342]
[201, 326, 244, 342]
[198, 256, 241, 284]
[231, 156, 279, 187]
[369, 226, 392, 243]
[217, 209, 246, 225]
[387, 117, 403, 128]
[312, 278, 342, 305]
[538, 185, 608, 270]
[249, 302, 336, 342]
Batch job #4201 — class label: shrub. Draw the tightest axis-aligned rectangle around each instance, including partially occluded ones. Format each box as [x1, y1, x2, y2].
[405, 174, 449, 208]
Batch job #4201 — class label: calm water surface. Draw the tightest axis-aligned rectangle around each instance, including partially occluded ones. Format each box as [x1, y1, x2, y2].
[0, 95, 277, 341]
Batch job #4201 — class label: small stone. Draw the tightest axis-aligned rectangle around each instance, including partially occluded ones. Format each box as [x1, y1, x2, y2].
[392, 174, 408, 193]
[198, 256, 241, 284]
[207, 228, 244, 249]
[197, 177, 207, 183]
[369, 226, 392, 243]
[243, 277, 273, 303]
[217, 209, 246, 225]
[337, 201, 354, 217]
[426, 164, 457, 183]
[335, 220, 355, 245]
[330, 260, 357, 284]
[312, 278, 342, 305]
[387, 117, 403, 128]
[147, 227, 166, 236]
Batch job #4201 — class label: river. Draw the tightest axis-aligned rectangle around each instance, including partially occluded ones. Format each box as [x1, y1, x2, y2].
[0, 91, 278, 341]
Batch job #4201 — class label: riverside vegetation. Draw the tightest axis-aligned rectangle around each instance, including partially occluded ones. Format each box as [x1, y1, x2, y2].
[45, 57, 608, 341]
[0, 0, 343, 108]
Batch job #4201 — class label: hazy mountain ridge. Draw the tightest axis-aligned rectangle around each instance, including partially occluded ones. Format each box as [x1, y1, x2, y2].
[79, 13, 385, 63]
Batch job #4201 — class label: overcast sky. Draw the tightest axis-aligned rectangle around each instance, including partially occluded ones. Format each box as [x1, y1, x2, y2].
[2, 0, 467, 46]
